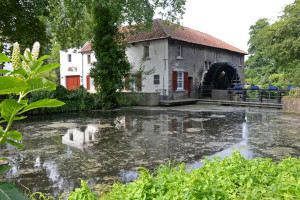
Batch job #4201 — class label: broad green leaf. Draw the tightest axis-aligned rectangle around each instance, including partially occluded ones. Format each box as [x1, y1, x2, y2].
[26, 50, 32, 61]
[38, 55, 50, 61]
[0, 76, 29, 94]
[0, 182, 30, 200]
[0, 117, 8, 123]
[0, 70, 11, 74]
[28, 60, 43, 73]
[34, 63, 60, 76]
[7, 131, 22, 140]
[10, 68, 27, 79]
[0, 99, 26, 119]
[0, 165, 13, 175]
[13, 116, 27, 121]
[3, 139, 24, 149]
[0, 53, 10, 63]
[24, 78, 56, 95]
[20, 99, 65, 114]
[19, 100, 28, 105]
[20, 55, 29, 66]
[0, 158, 13, 162]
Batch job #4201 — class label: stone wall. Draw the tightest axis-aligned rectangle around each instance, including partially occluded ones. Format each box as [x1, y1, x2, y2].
[212, 90, 228, 100]
[123, 92, 160, 106]
[282, 98, 300, 113]
[167, 39, 244, 100]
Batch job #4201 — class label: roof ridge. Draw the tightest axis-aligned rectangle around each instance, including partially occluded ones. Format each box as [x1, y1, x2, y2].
[156, 19, 170, 37]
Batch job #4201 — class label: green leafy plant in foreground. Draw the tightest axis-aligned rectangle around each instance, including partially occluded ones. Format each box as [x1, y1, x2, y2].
[102, 151, 300, 200]
[68, 180, 98, 200]
[0, 42, 64, 200]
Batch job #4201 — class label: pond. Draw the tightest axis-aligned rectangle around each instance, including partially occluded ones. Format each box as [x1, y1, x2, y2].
[0, 104, 299, 197]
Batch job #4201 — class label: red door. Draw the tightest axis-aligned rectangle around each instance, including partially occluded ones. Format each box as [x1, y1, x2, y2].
[66, 76, 80, 90]
[86, 76, 90, 90]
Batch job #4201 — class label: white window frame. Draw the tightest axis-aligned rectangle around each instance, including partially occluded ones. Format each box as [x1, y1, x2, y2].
[177, 45, 182, 59]
[177, 72, 183, 90]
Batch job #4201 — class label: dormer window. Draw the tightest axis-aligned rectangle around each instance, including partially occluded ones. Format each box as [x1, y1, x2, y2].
[68, 54, 72, 62]
[177, 45, 182, 59]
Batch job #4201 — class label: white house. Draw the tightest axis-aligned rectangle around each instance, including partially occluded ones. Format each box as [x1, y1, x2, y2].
[60, 19, 247, 100]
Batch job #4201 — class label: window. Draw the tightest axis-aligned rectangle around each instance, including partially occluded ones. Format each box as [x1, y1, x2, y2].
[154, 74, 160, 85]
[87, 55, 91, 64]
[68, 54, 72, 62]
[177, 45, 182, 58]
[144, 46, 150, 59]
[177, 72, 183, 89]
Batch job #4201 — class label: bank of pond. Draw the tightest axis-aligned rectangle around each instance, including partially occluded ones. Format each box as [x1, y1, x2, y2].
[31, 151, 300, 199]
[1, 106, 299, 199]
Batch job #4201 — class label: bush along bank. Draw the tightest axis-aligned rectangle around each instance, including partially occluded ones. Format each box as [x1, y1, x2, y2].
[101, 151, 299, 199]
[12, 85, 103, 114]
[39, 151, 299, 200]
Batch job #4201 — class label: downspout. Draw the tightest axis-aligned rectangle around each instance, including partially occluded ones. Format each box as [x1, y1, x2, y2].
[163, 39, 167, 100]
[82, 52, 84, 87]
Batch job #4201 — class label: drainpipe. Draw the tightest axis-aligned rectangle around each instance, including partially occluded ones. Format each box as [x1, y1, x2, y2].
[163, 40, 167, 100]
[81, 52, 84, 87]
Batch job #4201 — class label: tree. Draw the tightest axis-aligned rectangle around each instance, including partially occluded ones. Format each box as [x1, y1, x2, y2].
[245, 18, 276, 84]
[0, 0, 49, 51]
[261, 0, 300, 84]
[48, 0, 186, 108]
[245, 0, 300, 86]
[89, 5, 131, 108]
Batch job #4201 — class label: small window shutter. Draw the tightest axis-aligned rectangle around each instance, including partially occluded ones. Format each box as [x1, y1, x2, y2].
[86, 76, 90, 90]
[172, 71, 177, 90]
[184, 72, 188, 90]
[125, 76, 129, 91]
[137, 73, 142, 91]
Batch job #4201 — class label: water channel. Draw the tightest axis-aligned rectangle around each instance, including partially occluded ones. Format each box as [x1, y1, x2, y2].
[0, 104, 299, 197]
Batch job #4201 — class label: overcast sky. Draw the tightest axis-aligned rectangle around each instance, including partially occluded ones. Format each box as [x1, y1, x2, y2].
[181, 0, 294, 53]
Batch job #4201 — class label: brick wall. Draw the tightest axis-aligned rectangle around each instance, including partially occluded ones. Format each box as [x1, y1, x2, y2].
[168, 39, 244, 100]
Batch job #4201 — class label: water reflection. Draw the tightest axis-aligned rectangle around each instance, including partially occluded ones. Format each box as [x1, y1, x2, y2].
[0, 107, 299, 197]
[62, 124, 98, 150]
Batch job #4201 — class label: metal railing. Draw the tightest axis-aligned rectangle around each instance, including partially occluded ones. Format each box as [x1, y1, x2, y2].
[198, 87, 290, 104]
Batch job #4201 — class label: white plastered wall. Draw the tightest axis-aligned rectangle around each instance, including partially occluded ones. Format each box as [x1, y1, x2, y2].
[81, 52, 97, 92]
[60, 49, 83, 87]
[126, 39, 169, 95]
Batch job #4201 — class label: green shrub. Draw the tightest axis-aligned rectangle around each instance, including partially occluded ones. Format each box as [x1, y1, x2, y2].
[68, 181, 98, 200]
[287, 87, 300, 99]
[102, 151, 300, 200]
[19, 85, 102, 114]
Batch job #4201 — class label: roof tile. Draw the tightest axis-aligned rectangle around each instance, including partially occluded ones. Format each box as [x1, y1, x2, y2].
[80, 19, 247, 55]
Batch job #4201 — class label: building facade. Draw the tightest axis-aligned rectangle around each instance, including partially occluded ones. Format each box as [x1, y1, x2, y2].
[60, 19, 247, 100]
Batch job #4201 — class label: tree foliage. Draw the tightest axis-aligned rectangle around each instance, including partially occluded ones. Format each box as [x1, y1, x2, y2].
[47, 0, 186, 108]
[47, 0, 186, 50]
[0, 0, 49, 51]
[245, 0, 300, 86]
[89, 5, 131, 108]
